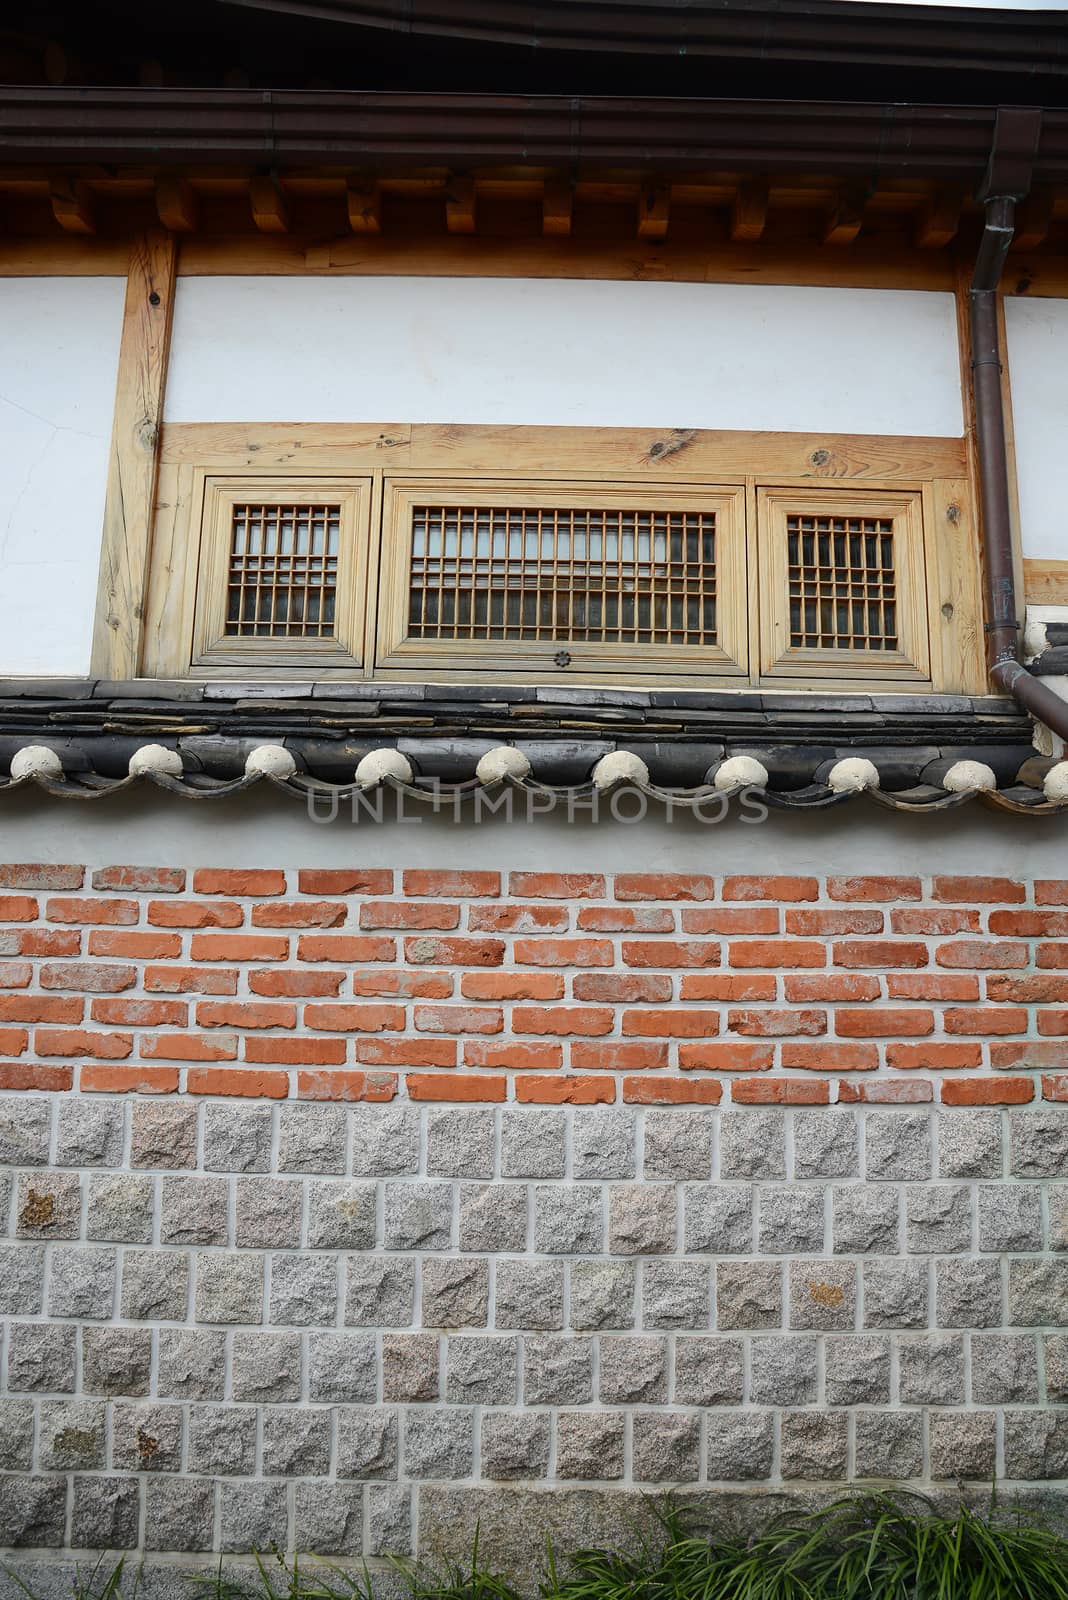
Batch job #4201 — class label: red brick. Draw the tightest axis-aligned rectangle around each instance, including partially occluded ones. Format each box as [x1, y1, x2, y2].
[407, 1072, 507, 1102]
[578, 907, 673, 932]
[144, 964, 239, 995]
[0, 997, 83, 1025]
[89, 931, 182, 959]
[360, 902, 460, 930]
[989, 910, 1068, 937]
[678, 1041, 775, 1072]
[839, 1079, 933, 1103]
[297, 935, 396, 963]
[833, 940, 927, 970]
[623, 940, 720, 969]
[0, 1063, 72, 1091]
[0, 896, 38, 922]
[723, 876, 818, 902]
[297, 1069, 396, 1102]
[246, 1036, 347, 1066]
[92, 866, 185, 894]
[0, 865, 82, 891]
[405, 936, 504, 967]
[197, 1001, 297, 1030]
[828, 876, 922, 902]
[298, 869, 393, 895]
[943, 1007, 1027, 1036]
[887, 975, 979, 1001]
[992, 1041, 1068, 1070]
[357, 1038, 457, 1067]
[730, 940, 824, 968]
[622, 1076, 722, 1104]
[728, 1008, 826, 1037]
[465, 1040, 564, 1071]
[46, 897, 137, 925]
[573, 974, 672, 1004]
[515, 938, 613, 968]
[252, 901, 347, 928]
[471, 905, 570, 933]
[415, 1004, 503, 1035]
[785, 975, 881, 1003]
[188, 1067, 289, 1098]
[81, 1065, 179, 1094]
[1038, 943, 1068, 969]
[36, 1028, 133, 1059]
[190, 934, 289, 962]
[91, 999, 187, 1028]
[193, 870, 286, 896]
[732, 1077, 831, 1105]
[681, 975, 778, 1002]
[987, 975, 1068, 1004]
[0, 1028, 28, 1056]
[782, 1042, 879, 1070]
[622, 1008, 719, 1038]
[836, 1009, 934, 1038]
[352, 971, 453, 999]
[17, 930, 81, 957]
[509, 872, 604, 899]
[142, 1034, 236, 1062]
[306, 1003, 405, 1033]
[614, 873, 716, 901]
[514, 1074, 614, 1104]
[461, 973, 565, 1001]
[933, 876, 1025, 904]
[891, 908, 981, 935]
[935, 941, 1028, 970]
[146, 900, 242, 929]
[1042, 1073, 1068, 1100]
[40, 963, 135, 993]
[250, 969, 345, 998]
[1039, 1009, 1068, 1036]
[571, 1041, 669, 1071]
[404, 870, 501, 897]
[1037, 880, 1068, 905]
[886, 1042, 982, 1071]
[941, 1077, 1034, 1105]
[513, 1005, 611, 1037]
[682, 908, 779, 935]
[787, 909, 884, 936]
[0, 963, 32, 989]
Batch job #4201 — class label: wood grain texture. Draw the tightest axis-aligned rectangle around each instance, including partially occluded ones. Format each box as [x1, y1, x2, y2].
[1024, 558, 1068, 605]
[91, 229, 177, 678]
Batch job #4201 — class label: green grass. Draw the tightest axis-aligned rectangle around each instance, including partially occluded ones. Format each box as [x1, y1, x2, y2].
[7, 1493, 1068, 1600]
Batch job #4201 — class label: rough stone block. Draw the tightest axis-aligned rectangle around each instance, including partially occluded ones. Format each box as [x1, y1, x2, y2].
[905, 1184, 972, 1254]
[46, 1246, 116, 1319]
[403, 1409, 473, 1478]
[368, 1485, 412, 1556]
[632, 1412, 701, 1482]
[556, 1412, 624, 1480]
[422, 1257, 490, 1328]
[535, 1185, 603, 1255]
[0, 1101, 51, 1166]
[352, 1108, 420, 1175]
[56, 1100, 124, 1167]
[642, 1262, 710, 1329]
[863, 1261, 929, 1329]
[231, 1331, 301, 1401]
[643, 1110, 713, 1180]
[278, 1104, 347, 1174]
[569, 1261, 635, 1331]
[524, 1337, 594, 1406]
[971, 1334, 1039, 1403]
[16, 1172, 81, 1240]
[0, 1400, 34, 1469]
[684, 1185, 753, 1254]
[825, 1335, 891, 1406]
[72, 1476, 140, 1550]
[673, 1337, 744, 1406]
[160, 1177, 229, 1247]
[294, 1484, 364, 1555]
[854, 1412, 923, 1480]
[496, 1261, 564, 1329]
[336, 1408, 398, 1479]
[269, 1255, 340, 1326]
[87, 1174, 154, 1244]
[832, 1185, 900, 1255]
[204, 1103, 273, 1172]
[7, 1324, 76, 1392]
[608, 1185, 676, 1255]
[1003, 1412, 1068, 1479]
[716, 1261, 782, 1331]
[572, 1110, 636, 1178]
[308, 1332, 378, 1403]
[936, 1259, 1003, 1328]
[865, 1112, 931, 1181]
[0, 1245, 45, 1314]
[1010, 1110, 1068, 1178]
[897, 1334, 965, 1405]
[112, 1402, 183, 1473]
[346, 1257, 416, 1327]
[1046, 1335, 1068, 1402]
[307, 1181, 376, 1250]
[0, 1476, 67, 1548]
[598, 1336, 667, 1404]
[501, 1108, 565, 1177]
[458, 1183, 528, 1253]
[384, 1183, 453, 1251]
[1049, 1184, 1068, 1252]
[780, 1412, 849, 1479]
[1008, 1260, 1068, 1326]
[262, 1407, 332, 1476]
[39, 1399, 106, 1470]
[427, 1108, 496, 1177]
[220, 1482, 289, 1553]
[937, 1111, 1001, 1177]
[758, 1187, 826, 1254]
[235, 1178, 303, 1249]
[705, 1412, 774, 1480]
[789, 1261, 856, 1331]
[383, 1332, 440, 1401]
[82, 1327, 152, 1396]
[446, 1335, 518, 1404]
[131, 1103, 198, 1171]
[194, 1252, 263, 1324]
[188, 1405, 257, 1475]
[156, 1329, 226, 1400]
[481, 1412, 550, 1480]
[929, 1412, 997, 1480]
[749, 1336, 818, 1406]
[144, 1479, 214, 1552]
[793, 1110, 858, 1179]
[719, 1110, 786, 1179]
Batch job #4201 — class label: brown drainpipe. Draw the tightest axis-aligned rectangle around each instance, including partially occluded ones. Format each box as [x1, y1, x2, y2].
[970, 108, 1068, 744]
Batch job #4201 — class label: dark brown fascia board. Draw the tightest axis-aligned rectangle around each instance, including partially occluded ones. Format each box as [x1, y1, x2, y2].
[6, 88, 1068, 182]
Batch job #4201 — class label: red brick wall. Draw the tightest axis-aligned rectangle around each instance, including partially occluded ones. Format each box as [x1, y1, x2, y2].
[0, 864, 1065, 1108]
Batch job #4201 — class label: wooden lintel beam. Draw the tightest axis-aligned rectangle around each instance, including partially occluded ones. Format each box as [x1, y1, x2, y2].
[915, 190, 963, 250]
[542, 175, 573, 237]
[250, 175, 289, 233]
[823, 185, 867, 246]
[50, 175, 94, 234]
[347, 176, 382, 233]
[445, 175, 477, 234]
[637, 181, 670, 240]
[730, 179, 768, 243]
[156, 177, 199, 233]
[1014, 190, 1055, 252]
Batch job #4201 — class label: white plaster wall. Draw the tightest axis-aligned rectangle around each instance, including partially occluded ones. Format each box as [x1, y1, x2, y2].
[1005, 296, 1068, 560]
[165, 277, 963, 437]
[0, 278, 125, 675]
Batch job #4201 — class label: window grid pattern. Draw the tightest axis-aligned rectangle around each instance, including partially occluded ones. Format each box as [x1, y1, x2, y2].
[406, 504, 718, 645]
[225, 503, 341, 638]
[787, 512, 898, 651]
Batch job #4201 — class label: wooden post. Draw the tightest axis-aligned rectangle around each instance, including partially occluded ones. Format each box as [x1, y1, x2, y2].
[91, 229, 177, 679]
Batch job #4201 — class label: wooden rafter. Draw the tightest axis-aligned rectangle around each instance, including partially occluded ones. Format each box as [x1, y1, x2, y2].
[250, 175, 289, 232]
[347, 175, 382, 233]
[823, 185, 868, 246]
[49, 175, 94, 233]
[1014, 190, 1055, 252]
[542, 174, 572, 237]
[156, 176, 199, 232]
[731, 180, 768, 243]
[445, 175, 477, 233]
[637, 181, 670, 239]
[915, 190, 963, 250]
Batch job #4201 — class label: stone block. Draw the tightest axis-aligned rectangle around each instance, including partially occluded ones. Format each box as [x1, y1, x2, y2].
[780, 1412, 849, 1479]
[308, 1332, 378, 1403]
[82, 1327, 152, 1396]
[643, 1110, 713, 1180]
[160, 1177, 229, 1246]
[684, 1185, 753, 1254]
[112, 1403, 183, 1473]
[1003, 1412, 1068, 1479]
[673, 1337, 744, 1406]
[937, 1111, 1001, 1177]
[705, 1412, 774, 1480]
[789, 1261, 856, 1331]
[307, 1181, 376, 1249]
[832, 1185, 900, 1255]
[352, 1107, 420, 1175]
[262, 1407, 332, 1476]
[825, 1335, 891, 1406]
[194, 1253, 264, 1324]
[384, 1182, 453, 1250]
[0, 1477, 67, 1548]
[156, 1329, 226, 1400]
[929, 1412, 997, 1480]
[863, 1261, 929, 1329]
[56, 1100, 124, 1167]
[346, 1257, 416, 1327]
[1046, 1335, 1068, 1402]
[936, 1258, 1003, 1328]
[971, 1334, 1039, 1403]
[0, 1100, 51, 1166]
[16, 1172, 81, 1239]
[336, 1408, 398, 1479]
[757, 1186, 826, 1254]
[46, 1246, 116, 1319]
[642, 1262, 710, 1329]
[793, 1110, 858, 1179]
[556, 1412, 624, 1480]
[905, 1184, 972, 1254]
[427, 1108, 496, 1177]
[0, 1400, 34, 1469]
[220, 1482, 289, 1553]
[1010, 1110, 1068, 1178]
[535, 1185, 603, 1254]
[446, 1335, 518, 1404]
[204, 1103, 273, 1172]
[1049, 1184, 1068, 1251]
[278, 1104, 347, 1174]
[188, 1405, 257, 1475]
[422, 1257, 490, 1328]
[496, 1261, 564, 1329]
[1009, 1260, 1068, 1326]
[368, 1485, 412, 1556]
[865, 1112, 931, 1181]
[383, 1332, 440, 1401]
[72, 1477, 140, 1550]
[403, 1409, 473, 1478]
[898, 1334, 965, 1405]
[608, 1185, 676, 1254]
[234, 1177, 303, 1249]
[501, 1108, 565, 1177]
[144, 1479, 214, 1552]
[572, 1110, 636, 1178]
[131, 1102, 198, 1170]
[481, 1412, 550, 1480]
[0, 1245, 45, 1314]
[716, 1261, 782, 1330]
[231, 1331, 301, 1401]
[854, 1412, 923, 1480]
[87, 1174, 155, 1243]
[749, 1336, 818, 1406]
[524, 1337, 593, 1406]
[269, 1254, 340, 1326]
[569, 1261, 635, 1330]
[458, 1183, 528, 1253]
[294, 1484, 364, 1555]
[7, 1324, 76, 1392]
[39, 1399, 106, 1470]
[632, 1412, 701, 1482]
[598, 1336, 667, 1404]
[719, 1110, 786, 1179]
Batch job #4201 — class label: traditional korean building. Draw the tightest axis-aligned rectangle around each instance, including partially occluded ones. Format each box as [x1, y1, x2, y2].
[0, 0, 1066, 1580]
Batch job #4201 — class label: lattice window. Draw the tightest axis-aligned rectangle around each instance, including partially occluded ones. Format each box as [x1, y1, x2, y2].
[225, 502, 341, 638]
[786, 512, 897, 651]
[406, 504, 718, 645]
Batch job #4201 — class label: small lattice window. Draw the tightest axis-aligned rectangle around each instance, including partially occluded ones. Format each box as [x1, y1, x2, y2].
[225, 502, 341, 638]
[406, 504, 718, 645]
[786, 512, 897, 651]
